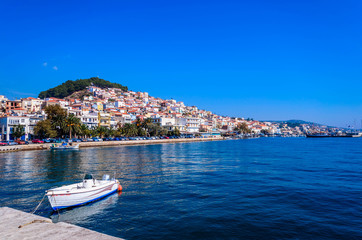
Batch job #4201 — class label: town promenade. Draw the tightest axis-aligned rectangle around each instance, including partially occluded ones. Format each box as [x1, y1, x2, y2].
[0, 137, 224, 152]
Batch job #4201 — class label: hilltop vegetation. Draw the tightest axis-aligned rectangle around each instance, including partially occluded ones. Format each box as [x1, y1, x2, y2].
[263, 119, 329, 128]
[38, 77, 128, 99]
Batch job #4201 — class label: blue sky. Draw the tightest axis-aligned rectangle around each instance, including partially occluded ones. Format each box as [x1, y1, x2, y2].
[0, 0, 361, 127]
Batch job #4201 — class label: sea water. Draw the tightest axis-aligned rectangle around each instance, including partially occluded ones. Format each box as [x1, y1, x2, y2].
[0, 138, 361, 239]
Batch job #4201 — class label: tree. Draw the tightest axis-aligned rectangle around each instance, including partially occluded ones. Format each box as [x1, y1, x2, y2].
[65, 114, 81, 138]
[38, 77, 128, 99]
[146, 123, 163, 136]
[79, 124, 91, 138]
[140, 118, 153, 137]
[12, 124, 25, 140]
[45, 105, 68, 121]
[90, 127, 100, 137]
[159, 127, 168, 136]
[103, 127, 115, 138]
[171, 127, 181, 136]
[122, 123, 138, 137]
[96, 126, 109, 138]
[45, 105, 67, 137]
[34, 120, 57, 139]
[199, 127, 207, 132]
[236, 122, 251, 134]
[261, 129, 270, 135]
[138, 128, 147, 136]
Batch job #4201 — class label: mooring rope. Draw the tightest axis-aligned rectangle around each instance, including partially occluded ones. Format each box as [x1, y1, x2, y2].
[31, 194, 46, 214]
[18, 219, 52, 228]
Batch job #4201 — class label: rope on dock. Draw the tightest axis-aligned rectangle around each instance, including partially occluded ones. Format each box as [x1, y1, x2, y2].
[18, 219, 52, 228]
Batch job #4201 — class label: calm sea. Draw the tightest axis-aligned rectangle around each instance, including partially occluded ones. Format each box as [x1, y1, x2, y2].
[0, 138, 361, 239]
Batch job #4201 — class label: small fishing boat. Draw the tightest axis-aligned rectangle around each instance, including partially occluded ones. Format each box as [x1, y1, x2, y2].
[50, 143, 80, 150]
[46, 174, 121, 210]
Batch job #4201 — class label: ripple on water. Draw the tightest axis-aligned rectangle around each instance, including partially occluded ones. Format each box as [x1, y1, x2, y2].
[0, 138, 361, 239]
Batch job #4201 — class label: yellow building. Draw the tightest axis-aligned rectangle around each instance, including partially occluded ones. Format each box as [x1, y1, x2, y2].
[96, 102, 103, 111]
[98, 112, 111, 127]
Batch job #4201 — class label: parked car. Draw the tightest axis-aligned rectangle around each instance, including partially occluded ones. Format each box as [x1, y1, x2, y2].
[92, 138, 103, 142]
[32, 139, 44, 144]
[14, 140, 29, 145]
[43, 139, 51, 143]
[72, 138, 81, 142]
[2, 141, 18, 145]
[81, 138, 88, 142]
[0, 142, 7, 146]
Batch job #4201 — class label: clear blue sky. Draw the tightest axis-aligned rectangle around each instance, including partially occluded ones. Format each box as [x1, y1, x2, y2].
[0, 0, 361, 127]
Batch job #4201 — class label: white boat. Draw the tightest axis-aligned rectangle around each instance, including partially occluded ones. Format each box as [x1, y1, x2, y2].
[50, 143, 80, 150]
[46, 174, 121, 210]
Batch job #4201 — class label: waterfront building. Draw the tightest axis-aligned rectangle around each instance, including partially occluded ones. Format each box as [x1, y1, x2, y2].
[28, 114, 44, 138]
[176, 117, 200, 133]
[0, 116, 30, 141]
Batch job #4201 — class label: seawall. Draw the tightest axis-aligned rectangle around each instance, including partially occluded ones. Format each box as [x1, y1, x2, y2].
[0, 137, 224, 152]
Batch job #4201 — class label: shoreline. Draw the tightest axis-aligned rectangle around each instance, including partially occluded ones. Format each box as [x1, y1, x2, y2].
[0, 137, 225, 153]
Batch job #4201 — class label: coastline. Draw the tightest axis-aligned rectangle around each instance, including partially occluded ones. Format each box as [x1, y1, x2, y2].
[0, 137, 225, 153]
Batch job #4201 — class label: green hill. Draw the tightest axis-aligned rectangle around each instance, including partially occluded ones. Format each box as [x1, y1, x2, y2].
[38, 77, 128, 99]
[262, 119, 332, 128]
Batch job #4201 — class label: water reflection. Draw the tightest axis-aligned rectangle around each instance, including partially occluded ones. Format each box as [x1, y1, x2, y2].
[0, 139, 361, 240]
[50, 192, 121, 224]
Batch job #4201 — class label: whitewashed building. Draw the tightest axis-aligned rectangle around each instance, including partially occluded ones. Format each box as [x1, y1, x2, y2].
[0, 116, 30, 141]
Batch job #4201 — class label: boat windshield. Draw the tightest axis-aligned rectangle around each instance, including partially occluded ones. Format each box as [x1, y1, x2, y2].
[84, 174, 93, 180]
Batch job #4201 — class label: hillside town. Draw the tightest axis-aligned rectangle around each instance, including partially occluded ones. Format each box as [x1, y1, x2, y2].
[0, 86, 347, 141]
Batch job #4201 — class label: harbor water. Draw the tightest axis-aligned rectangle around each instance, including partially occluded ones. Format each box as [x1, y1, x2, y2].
[0, 138, 361, 239]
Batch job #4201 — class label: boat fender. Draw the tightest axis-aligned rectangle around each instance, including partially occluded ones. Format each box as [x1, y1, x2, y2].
[118, 184, 122, 192]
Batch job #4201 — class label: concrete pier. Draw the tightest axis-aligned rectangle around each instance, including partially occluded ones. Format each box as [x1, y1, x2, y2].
[0, 207, 122, 240]
[0, 146, 21, 152]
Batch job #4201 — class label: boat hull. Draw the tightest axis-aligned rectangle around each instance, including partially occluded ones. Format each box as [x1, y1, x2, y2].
[50, 144, 80, 150]
[46, 181, 119, 210]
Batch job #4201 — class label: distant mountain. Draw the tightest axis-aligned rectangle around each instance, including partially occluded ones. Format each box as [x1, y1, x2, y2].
[262, 119, 330, 127]
[38, 77, 128, 99]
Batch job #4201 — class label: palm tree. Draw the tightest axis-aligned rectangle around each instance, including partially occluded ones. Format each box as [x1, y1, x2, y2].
[141, 118, 153, 137]
[65, 114, 81, 138]
[80, 124, 90, 138]
[97, 126, 109, 138]
[122, 123, 138, 137]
